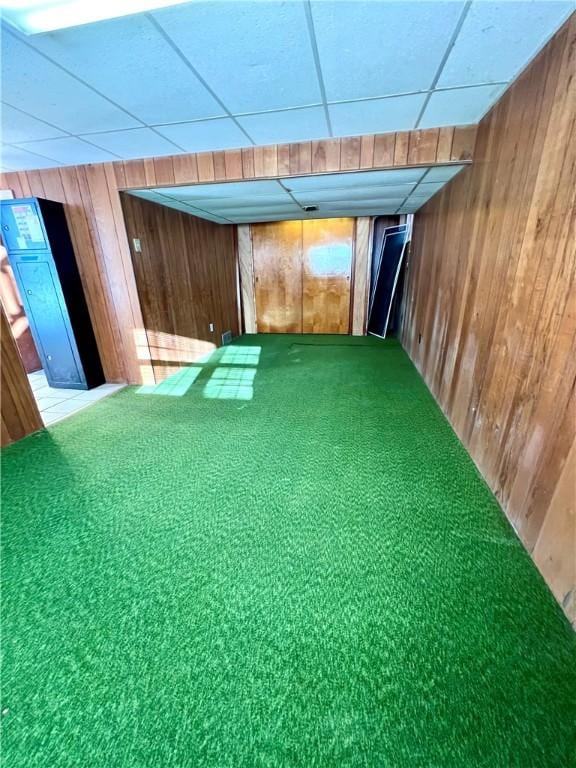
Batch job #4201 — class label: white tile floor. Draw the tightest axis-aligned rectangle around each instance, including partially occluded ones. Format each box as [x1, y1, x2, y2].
[28, 370, 125, 427]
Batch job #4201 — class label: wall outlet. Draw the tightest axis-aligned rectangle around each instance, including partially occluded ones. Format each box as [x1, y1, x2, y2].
[209, 322, 214, 332]
[132, 238, 142, 253]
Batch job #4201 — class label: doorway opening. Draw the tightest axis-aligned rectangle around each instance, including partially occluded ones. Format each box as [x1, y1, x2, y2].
[0, 198, 123, 427]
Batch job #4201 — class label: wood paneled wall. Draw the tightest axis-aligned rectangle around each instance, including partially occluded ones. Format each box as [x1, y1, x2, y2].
[401, 17, 576, 623]
[1, 305, 42, 447]
[0, 124, 474, 387]
[120, 194, 239, 382]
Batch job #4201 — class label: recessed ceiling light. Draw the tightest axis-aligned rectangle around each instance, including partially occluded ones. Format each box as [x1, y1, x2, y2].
[0, 0, 192, 35]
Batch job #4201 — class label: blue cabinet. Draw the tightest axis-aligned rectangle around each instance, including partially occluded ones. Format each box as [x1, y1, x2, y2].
[1, 197, 104, 390]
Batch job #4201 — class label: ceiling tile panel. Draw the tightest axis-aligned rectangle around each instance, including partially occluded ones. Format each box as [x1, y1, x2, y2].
[237, 107, 328, 145]
[410, 181, 446, 198]
[330, 94, 427, 136]
[283, 168, 426, 191]
[15, 137, 119, 165]
[1, 104, 67, 143]
[291, 185, 414, 204]
[422, 164, 466, 182]
[418, 84, 506, 128]
[153, 119, 251, 153]
[438, 1, 574, 88]
[82, 128, 179, 159]
[0, 144, 61, 170]
[27, 15, 226, 124]
[152, 1, 321, 113]
[1, 31, 139, 133]
[317, 200, 406, 212]
[198, 195, 294, 211]
[311, 0, 466, 101]
[155, 180, 283, 199]
[201, 203, 304, 216]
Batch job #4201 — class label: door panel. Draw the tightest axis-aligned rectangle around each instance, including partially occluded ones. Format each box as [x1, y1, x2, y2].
[253, 221, 302, 333]
[17, 261, 82, 385]
[302, 218, 353, 334]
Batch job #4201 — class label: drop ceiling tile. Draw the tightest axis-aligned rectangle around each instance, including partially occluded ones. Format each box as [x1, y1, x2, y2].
[311, 0, 466, 101]
[81, 128, 178, 159]
[291, 184, 415, 204]
[1, 104, 67, 144]
[153, 1, 321, 113]
[315, 206, 402, 217]
[237, 107, 328, 146]
[128, 190, 161, 201]
[419, 85, 506, 128]
[16, 137, 119, 165]
[155, 180, 283, 199]
[422, 165, 465, 183]
[0, 144, 61, 170]
[284, 168, 426, 191]
[225, 213, 304, 223]
[318, 200, 406, 212]
[399, 202, 424, 214]
[153, 119, 250, 153]
[410, 182, 445, 198]
[28, 15, 226, 124]
[438, 1, 574, 88]
[330, 94, 426, 137]
[199, 194, 293, 211]
[210, 204, 303, 217]
[159, 199, 219, 217]
[1, 32, 139, 134]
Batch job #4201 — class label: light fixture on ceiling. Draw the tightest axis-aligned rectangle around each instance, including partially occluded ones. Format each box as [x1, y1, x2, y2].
[0, 0, 192, 35]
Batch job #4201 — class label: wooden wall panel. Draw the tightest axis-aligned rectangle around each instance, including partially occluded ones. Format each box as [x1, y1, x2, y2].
[252, 221, 303, 333]
[1, 305, 42, 447]
[120, 194, 239, 382]
[400, 17, 576, 623]
[302, 218, 354, 334]
[351, 217, 371, 336]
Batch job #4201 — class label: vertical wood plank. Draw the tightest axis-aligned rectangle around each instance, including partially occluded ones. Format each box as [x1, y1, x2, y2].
[351, 217, 371, 335]
[340, 137, 361, 170]
[237, 225, 257, 333]
[436, 127, 455, 162]
[407, 129, 440, 165]
[373, 134, 396, 167]
[277, 144, 291, 176]
[197, 152, 215, 182]
[153, 156, 175, 186]
[241, 148, 255, 179]
[224, 149, 243, 180]
[173, 154, 199, 184]
[393, 132, 410, 165]
[360, 135, 375, 168]
[451, 125, 478, 161]
[213, 151, 227, 180]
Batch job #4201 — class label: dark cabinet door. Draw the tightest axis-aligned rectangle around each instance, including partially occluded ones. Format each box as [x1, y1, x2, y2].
[17, 261, 83, 386]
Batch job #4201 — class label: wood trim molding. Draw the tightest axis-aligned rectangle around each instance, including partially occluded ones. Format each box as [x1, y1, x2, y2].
[351, 217, 372, 336]
[237, 225, 257, 334]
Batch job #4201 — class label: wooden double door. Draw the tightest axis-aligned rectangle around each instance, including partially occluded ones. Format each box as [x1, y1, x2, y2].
[252, 218, 354, 334]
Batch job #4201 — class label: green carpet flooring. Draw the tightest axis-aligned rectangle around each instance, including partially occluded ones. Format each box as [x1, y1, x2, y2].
[2, 335, 575, 767]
